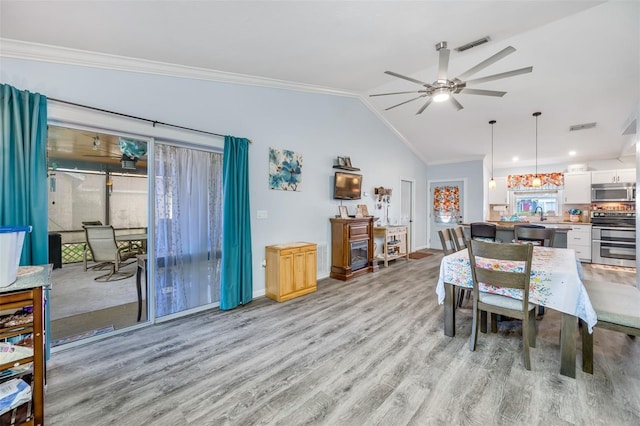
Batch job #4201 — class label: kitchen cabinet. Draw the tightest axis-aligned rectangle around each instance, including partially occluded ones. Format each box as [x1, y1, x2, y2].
[373, 226, 409, 267]
[265, 242, 317, 302]
[0, 265, 49, 426]
[567, 224, 591, 262]
[488, 176, 509, 205]
[591, 169, 636, 184]
[564, 172, 591, 204]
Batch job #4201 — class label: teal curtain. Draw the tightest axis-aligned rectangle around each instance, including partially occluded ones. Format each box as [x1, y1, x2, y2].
[220, 136, 252, 310]
[0, 84, 48, 265]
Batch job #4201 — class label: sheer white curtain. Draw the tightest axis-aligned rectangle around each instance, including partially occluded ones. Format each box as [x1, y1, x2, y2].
[154, 143, 223, 317]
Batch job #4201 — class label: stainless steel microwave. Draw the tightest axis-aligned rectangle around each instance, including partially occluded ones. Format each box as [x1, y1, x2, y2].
[591, 183, 636, 202]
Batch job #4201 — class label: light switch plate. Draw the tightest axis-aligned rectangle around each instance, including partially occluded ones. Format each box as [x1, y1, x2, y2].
[257, 210, 268, 219]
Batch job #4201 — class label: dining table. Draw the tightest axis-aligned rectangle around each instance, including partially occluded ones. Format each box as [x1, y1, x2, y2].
[436, 245, 597, 378]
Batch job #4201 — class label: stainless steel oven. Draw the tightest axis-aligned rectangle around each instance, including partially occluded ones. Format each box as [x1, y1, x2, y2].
[591, 211, 636, 268]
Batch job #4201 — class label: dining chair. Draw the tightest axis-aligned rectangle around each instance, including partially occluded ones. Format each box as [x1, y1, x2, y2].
[514, 226, 556, 247]
[84, 225, 136, 281]
[448, 227, 471, 307]
[438, 229, 457, 255]
[513, 225, 555, 317]
[470, 222, 497, 242]
[467, 239, 536, 370]
[449, 226, 467, 251]
[439, 228, 470, 307]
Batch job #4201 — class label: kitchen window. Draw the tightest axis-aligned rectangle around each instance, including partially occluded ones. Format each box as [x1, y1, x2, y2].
[511, 190, 561, 217]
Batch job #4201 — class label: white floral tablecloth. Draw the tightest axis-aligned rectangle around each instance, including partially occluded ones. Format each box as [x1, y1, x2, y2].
[436, 246, 597, 332]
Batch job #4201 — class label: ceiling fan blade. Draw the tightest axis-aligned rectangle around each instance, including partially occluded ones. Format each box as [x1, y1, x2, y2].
[370, 90, 426, 97]
[416, 98, 433, 115]
[456, 46, 516, 81]
[437, 47, 450, 81]
[465, 66, 533, 85]
[459, 88, 507, 97]
[385, 94, 427, 111]
[449, 96, 464, 111]
[384, 71, 431, 86]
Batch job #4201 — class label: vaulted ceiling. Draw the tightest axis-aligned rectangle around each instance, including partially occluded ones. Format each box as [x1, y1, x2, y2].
[1, 1, 638, 169]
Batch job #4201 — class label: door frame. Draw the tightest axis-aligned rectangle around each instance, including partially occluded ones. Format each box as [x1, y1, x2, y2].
[400, 177, 416, 253]
[427, 178, 468, 249]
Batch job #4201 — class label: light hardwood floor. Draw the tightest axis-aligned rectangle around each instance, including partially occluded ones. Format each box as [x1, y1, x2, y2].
[45, 253, 640, 425]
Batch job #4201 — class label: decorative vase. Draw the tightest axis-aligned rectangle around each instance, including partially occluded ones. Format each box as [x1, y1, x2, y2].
[569, 214, 579, 223]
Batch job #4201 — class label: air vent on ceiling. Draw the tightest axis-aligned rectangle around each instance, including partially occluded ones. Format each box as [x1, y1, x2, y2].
[569, 122, 597, 132]
[454, 36, 491, 52]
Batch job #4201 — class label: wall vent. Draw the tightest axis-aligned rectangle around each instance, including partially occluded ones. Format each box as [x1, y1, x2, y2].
[454, 36, 491, 52]
[317, 242, 329, 277]
[569, 122, 597, 132]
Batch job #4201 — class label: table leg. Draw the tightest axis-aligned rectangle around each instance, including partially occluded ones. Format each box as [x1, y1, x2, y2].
[444, 283, 456, 337]
[560, 313, 577, 378]
[136, 261, 143, 322]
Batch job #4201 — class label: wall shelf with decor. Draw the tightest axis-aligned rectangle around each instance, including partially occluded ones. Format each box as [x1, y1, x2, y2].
[332, 165, 360, 171]
[334, 156, 360, 171]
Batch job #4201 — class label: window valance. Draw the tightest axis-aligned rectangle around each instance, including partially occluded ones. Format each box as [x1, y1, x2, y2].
[507, 173, 564, 190]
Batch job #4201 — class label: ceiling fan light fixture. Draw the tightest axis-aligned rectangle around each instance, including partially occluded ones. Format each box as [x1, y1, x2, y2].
[433, 88, 450, 103]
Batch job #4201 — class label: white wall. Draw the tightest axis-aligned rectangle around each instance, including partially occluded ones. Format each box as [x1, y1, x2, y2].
[1, 57, 429, 296]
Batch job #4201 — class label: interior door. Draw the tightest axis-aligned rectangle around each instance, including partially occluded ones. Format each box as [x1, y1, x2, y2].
[400, 179, 414, 252]
[429, 180, 465, 249]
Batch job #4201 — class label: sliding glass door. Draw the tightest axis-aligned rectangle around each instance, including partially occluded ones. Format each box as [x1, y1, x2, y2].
[154, 143, 223, 317]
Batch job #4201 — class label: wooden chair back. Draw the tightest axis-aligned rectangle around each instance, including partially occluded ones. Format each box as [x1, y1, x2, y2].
[438, 229, 457, 255]
[470, 222, 497, 241]
[449, 226, 467, 251]
[514, 226, 556, 247]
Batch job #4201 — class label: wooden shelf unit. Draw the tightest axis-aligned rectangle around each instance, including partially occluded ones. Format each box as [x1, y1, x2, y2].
[374, 225, 409, 267]
[265, 242, 317, 302]
[0, 267, 49, 426]
[330, 217, 377, 280]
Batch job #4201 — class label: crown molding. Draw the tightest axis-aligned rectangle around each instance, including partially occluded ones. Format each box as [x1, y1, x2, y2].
[1, 38, 424, 164]
[0, 38, 360, 97]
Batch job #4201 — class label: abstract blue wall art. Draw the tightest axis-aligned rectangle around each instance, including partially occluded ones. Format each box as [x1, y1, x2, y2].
[269, 147, 303, 191]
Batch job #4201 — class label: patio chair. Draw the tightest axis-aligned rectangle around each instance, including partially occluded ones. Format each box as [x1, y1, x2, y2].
[468, 239, 536, 370]
[84, 225, 136, 281]
[82, 221, 108, 271]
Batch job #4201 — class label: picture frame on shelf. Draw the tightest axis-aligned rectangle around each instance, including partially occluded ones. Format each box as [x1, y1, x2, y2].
[337, 156, 346, 167]
[344, 157, 352, 167]
[338, 205, 349, 219]
[357, 204, 369, 216]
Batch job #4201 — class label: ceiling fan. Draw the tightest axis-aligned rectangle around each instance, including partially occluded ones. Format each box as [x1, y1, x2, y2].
[371, 41, 533, 113]
[82, 137, 147, 170]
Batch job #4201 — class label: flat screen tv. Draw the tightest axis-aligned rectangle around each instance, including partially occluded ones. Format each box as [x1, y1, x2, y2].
[334, 171, 362, 200]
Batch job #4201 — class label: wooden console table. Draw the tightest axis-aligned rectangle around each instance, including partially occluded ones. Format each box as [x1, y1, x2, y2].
[374, 226, 409, 267]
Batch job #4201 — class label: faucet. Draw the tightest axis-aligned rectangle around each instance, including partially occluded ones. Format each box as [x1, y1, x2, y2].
[534, 206, 546, 221]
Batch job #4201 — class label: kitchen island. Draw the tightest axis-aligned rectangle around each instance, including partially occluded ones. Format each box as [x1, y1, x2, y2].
[461, 222, 575, 248]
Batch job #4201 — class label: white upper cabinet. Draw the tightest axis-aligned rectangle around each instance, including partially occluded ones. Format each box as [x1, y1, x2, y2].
[488, 176, 508, 204]
[564, 172, 591, 204]
[591, 169, 636, 184]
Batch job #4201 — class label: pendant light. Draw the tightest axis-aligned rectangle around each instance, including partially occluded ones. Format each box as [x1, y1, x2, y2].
[532, 111, 542, 187]
[488, 120, 496, 190]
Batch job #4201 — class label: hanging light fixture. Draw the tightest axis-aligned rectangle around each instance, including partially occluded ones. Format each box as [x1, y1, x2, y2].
[488, 120, 496, 190]
[532, 112, 542, 187]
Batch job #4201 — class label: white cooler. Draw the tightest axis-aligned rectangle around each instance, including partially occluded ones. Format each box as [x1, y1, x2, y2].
[0, 226, 32, 287]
